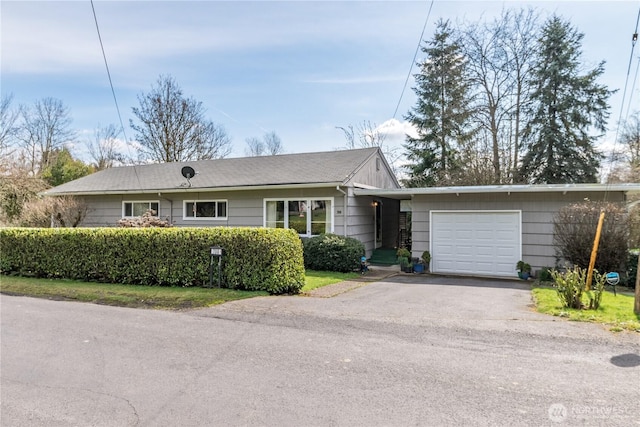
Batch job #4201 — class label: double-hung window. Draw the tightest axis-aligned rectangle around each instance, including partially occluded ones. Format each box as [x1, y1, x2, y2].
[264, 198, 333, 236]
[184, 200, 228, 220]
[123, 201, 159, 217]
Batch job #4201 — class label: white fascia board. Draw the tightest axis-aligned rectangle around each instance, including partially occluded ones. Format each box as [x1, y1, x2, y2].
[42, 182, 344, 197]
[354, 183, 640, 198]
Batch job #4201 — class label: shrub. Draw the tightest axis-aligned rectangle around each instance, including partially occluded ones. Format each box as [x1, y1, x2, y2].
[396, 248, 410, 259]
[421, 251, 431, 265]
[628, 204, 640, 248]
[303, 233, 365, 273]
[537, 267, 554, 283]
[551, 266, 606, 310]
[553, 202, 629, 274]
[19, 195, 88, 227]
[117, 209, 172, 227]
[0, 227, 304, 294]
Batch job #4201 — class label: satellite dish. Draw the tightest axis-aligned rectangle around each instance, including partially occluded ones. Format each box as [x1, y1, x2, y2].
[180, 166, 196, 188]
[181, 166, 196, 179]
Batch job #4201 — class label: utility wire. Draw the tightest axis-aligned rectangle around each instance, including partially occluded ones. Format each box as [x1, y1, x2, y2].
[625, 54, 640, 119]
[392, 0, 435, 119]
[90, 0, 143, 189]
[617, 6, 640, 127]
[603, 4, 640, 192]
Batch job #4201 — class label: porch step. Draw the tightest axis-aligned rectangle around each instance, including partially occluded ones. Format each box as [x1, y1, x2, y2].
[368, 248, 398, 266]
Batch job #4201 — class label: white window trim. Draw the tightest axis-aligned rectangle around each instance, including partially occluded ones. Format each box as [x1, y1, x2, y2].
[263, 197, 335, 236]
[183, 199, 228, 221]
[122, 201, 160, 218]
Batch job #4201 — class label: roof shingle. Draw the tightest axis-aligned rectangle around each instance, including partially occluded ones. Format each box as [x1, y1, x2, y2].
[45, 147, 381, 195]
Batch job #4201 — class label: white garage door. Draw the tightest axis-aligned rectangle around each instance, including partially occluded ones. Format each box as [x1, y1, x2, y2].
[430, 211, 521, 277]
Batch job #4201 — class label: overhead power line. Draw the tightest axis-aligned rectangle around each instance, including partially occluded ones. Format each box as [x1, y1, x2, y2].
[603, 4, 640, 190]
[90, 0, 142, 189]
[392, 0, 435, 120]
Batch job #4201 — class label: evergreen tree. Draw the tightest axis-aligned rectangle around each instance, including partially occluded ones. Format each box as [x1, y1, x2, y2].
[403, 20, 475, 187]
[41, 148, 94, 187]
[519, 16, 611, 183]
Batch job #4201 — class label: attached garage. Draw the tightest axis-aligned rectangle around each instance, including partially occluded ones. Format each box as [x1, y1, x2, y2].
[430, 211, 521, 277]
[354, 183, 640, 278]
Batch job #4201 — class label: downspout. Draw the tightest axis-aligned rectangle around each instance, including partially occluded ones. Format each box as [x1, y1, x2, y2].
[336, 186, 348, 237]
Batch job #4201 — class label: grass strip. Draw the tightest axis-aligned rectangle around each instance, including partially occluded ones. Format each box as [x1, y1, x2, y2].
[532, 285, 640, 332]
[0, 275, 267, 310]
[302, 270, 360, 292]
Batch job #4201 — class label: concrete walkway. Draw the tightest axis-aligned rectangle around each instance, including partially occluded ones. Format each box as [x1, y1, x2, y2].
[302, 265, 399, 297]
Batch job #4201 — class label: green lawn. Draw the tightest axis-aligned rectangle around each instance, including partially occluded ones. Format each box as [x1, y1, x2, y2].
[302, 270, 359, 292]
[532, 285, 640, 332]
[1, 270, 357, 309]
[0, 276, 267, 310]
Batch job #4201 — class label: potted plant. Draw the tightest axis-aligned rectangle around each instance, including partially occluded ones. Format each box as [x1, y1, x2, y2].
[422, 250, 431, 272]
[404, 261, 414, 273]
[396, 248, 410, 261]
[516, 260, 532, 280]
[398, 256, 409, 271]
[413, 257, 425, 273]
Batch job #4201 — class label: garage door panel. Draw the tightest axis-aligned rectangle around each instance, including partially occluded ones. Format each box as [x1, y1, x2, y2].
[476, 230, 494, 239]
[431, 211, 521, 277]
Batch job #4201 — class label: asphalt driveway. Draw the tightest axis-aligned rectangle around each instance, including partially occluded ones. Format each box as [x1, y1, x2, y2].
[206, 274, 626, 340]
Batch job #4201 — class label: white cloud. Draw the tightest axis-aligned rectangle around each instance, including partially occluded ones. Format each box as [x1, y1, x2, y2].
[375, 118, 419, 143]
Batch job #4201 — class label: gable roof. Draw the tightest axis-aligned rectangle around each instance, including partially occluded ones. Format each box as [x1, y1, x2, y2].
[45, 147, 397, 196]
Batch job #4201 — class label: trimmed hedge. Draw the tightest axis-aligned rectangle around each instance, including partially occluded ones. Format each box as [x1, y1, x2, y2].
[0, 227, 304, 294]
[303, 233, 365, 273]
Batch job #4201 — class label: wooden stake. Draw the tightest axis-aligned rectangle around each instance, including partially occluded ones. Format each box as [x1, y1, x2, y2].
[586, 211, 605, 291]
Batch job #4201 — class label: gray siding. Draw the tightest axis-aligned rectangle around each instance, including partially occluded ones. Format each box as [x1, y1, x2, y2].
[79, 188, 347, 232]
[344, 191, 399, 256]
[346, 153, 399, 189]
[347, 192, 375, 255]
[411, 191, 625, 275]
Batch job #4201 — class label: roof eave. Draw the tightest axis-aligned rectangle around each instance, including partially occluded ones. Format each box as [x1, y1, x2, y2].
[354, 184, 640, 199]
[43, 181, 346, 197]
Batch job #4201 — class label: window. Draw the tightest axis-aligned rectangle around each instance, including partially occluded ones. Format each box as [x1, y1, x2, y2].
[184, 200, 228, 220]
[123, 201, 159, 217]
[264, 198, 333, 236]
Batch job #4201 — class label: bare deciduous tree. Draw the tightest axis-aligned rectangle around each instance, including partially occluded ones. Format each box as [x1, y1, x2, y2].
[337, 120, 387, 149]
[19, 195, 88, 228]
[462, 8, 539, 184]
[337, 120, 403, 175]
[505, 8, 539, 181]
[130, 75, 232, 162]
[0, 175, 49, 225]
[245, 137, 264, 156]
[17, 97, 75, 176]
[621, 112, 640, 168]
[0, 94, 19, 168]
[87, 124, 124, 170]
[245, 131, 284, 156]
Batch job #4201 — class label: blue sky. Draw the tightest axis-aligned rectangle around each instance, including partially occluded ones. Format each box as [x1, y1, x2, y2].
[2, 1, 639, 161]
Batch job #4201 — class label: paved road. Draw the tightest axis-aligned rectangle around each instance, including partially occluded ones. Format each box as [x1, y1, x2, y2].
[2, 275, 639, 426]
